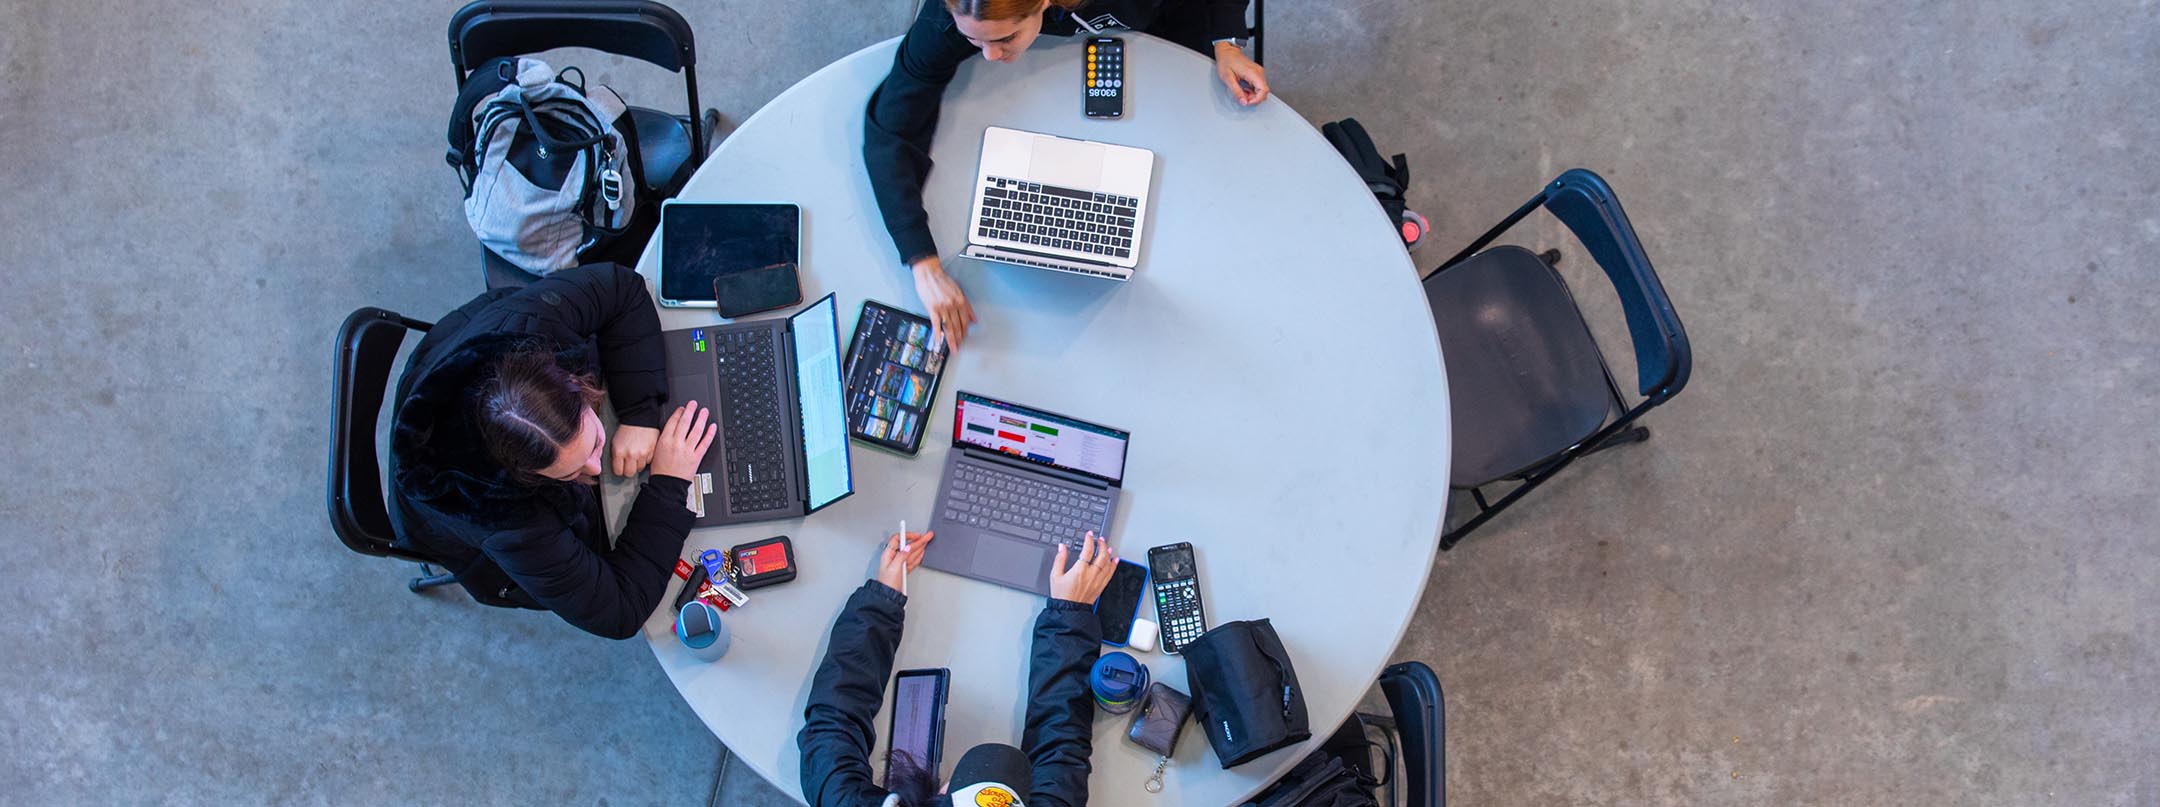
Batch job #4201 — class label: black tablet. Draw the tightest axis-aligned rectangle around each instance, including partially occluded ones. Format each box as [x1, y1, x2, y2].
[841, 300, 949, 455]
[658, 201, 799, 310]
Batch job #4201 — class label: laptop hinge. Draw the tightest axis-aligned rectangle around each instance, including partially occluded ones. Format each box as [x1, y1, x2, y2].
[964, 445, 1115, 490]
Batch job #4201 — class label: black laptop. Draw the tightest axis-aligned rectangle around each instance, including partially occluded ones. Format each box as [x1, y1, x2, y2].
[661, 293, 854, 525]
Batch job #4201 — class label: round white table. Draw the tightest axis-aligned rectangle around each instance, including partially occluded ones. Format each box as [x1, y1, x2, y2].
[614, 34, 1448, 806]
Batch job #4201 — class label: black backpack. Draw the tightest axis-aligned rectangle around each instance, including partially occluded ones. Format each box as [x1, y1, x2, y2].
[1322, 118, 1426, 248]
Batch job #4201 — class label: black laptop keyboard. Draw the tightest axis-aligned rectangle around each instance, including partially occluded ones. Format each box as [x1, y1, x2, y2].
[977, 176, 1137, 259]
[944, 463, 1111, 550]
[716, 329, 789, 514]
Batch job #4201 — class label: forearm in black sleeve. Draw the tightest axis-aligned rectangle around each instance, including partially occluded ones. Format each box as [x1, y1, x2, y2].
[862, 0, 977, 265]
[483, 475, 694, 640]
[799, 581, 910, 807]
[1204, 0, 1252, 43]
[510, 262, 669, 428]
[1021, 599, 1104, 807]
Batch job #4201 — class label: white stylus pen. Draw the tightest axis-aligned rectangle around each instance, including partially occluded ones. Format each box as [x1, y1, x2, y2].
[898, 519, 909, 596]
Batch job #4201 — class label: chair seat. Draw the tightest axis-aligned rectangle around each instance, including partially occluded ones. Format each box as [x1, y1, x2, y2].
[1424, 245, 1613, 487]
[627, 106, 692, 195]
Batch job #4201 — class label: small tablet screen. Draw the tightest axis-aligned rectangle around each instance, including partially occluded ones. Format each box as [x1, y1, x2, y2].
[661, 203, 798, 304]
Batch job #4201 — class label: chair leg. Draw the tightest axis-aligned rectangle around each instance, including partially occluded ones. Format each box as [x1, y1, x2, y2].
[409, 563, 458, 593]
[701, 108, 726, 155]
[1581, 425, 1650, 457]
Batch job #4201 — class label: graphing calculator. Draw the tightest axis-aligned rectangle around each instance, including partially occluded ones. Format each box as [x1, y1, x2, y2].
[1084, 36, 1124, 118]
[1148, 542, 1207, 654]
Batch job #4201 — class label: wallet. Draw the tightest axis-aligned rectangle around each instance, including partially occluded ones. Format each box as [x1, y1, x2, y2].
[1126, 683, 1193, 757]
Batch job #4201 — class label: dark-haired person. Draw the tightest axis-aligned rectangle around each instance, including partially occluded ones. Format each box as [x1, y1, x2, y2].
[866, 0, 1266, 349]
[799, 532, 1121, 807]
[388, 262, 717, 639]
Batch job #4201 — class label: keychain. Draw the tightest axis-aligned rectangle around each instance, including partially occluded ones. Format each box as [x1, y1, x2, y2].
[697, 549, 750, 609]
[1144, 757, 1168, 793]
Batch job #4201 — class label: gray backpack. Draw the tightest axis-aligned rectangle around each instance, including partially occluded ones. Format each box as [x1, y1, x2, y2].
[455, 57, 639, 274]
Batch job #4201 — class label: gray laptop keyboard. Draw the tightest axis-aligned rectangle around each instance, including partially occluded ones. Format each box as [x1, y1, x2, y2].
[977, 176, 1137, 259]
[945, 463, 1111, 549]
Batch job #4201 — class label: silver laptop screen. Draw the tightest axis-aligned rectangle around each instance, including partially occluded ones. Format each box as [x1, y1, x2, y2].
[952, 392, 1128, 485]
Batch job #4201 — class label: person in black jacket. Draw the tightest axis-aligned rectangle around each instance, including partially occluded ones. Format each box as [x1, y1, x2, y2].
[800, 531, 1122, 807]
[388, 262, 718, 639]
[866, 0, 1267, 350]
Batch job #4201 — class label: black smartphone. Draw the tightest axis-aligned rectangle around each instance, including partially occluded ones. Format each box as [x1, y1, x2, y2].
[715, 261, 803, 318]
[1148, 542, 1207, 654]
[887, 668, 950, 780]
[1094, 559, 1150, 647]
[1084, 36, 1124, 119]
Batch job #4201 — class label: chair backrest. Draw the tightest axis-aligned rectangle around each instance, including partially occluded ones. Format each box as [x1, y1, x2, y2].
[1436, 169, 1692, 404]
[450, 0, 696, 75]
[448, 0, 705, 159]
[328, 308, 433, 561]
[1379, 661, 1446, 807]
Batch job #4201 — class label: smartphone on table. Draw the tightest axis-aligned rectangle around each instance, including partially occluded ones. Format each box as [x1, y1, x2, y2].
[1084, 36, 1125, 118]
[887, 668, 950, 781]
[1147, 542, 1207, 654]
[1094, 559, 1150, 646]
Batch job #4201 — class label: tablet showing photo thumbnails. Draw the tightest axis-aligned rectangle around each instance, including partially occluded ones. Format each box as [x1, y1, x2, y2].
[659, 201, 801, 314]
[841, 300, 950, 455]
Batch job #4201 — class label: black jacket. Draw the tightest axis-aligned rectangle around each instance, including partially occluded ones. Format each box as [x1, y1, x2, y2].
[864, 0, 1249, 265]
[388, 262, 691, 640]
[799, 582, 1104, 807]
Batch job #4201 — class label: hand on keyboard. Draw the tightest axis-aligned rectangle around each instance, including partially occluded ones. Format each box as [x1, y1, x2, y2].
[651, 401, 718, 483]
[1049, 532, 1118, 606]
[911, 256, 975, 349]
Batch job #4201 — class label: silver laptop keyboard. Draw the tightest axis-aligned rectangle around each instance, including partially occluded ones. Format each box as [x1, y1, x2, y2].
[977, 176, 1137, 259]
[945, 463, 1111, 549]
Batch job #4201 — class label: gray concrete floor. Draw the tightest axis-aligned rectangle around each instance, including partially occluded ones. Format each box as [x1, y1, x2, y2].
[3, 0, 2154, 804]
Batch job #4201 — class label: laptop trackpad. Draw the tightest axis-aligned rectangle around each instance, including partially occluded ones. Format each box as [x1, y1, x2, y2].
[970, 534, 1049, 589]
[1029, 137, 1104, 190]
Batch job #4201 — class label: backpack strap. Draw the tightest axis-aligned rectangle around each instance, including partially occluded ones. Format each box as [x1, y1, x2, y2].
[447, 57, 521, 194]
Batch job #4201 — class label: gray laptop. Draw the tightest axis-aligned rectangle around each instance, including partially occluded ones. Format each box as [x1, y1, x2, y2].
[660, 293, 854, 526]
[923, 392, 1130, 594]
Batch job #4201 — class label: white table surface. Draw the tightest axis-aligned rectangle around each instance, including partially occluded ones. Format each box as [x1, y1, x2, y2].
[612, 34, 1449, 806]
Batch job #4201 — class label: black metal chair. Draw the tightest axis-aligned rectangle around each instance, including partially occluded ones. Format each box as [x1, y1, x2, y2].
[1424, 169, 1691, 550]
[1257, 661, 1445, 807]
[329, 308, 460, 592]
[449, 0, 718, 289]
[1250, 0, 1265, 66]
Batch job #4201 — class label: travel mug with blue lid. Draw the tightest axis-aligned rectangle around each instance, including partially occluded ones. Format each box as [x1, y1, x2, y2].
[675, 600, 732, 662]
[1090, 651, 1150, 714]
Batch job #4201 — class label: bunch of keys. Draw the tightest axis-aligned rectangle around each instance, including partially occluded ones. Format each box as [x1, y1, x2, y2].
[697, 548, 750, 610]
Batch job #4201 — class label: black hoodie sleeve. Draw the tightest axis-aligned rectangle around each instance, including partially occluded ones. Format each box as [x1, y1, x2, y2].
[863, 0, 979, 266]
[481, 475, 694, 639]
[799, 581, 909, 807]
[1203, 0, 1251, 42]
[1021, 599, 1103, 807]
[500, 262, 670, 428]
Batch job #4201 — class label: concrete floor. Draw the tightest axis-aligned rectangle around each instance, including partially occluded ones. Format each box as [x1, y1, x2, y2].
[3, 0, 2155, 804]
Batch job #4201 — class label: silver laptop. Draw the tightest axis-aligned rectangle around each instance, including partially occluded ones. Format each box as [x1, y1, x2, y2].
[961, 126, 1156, 281]
[922, 391, 1130, 594]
